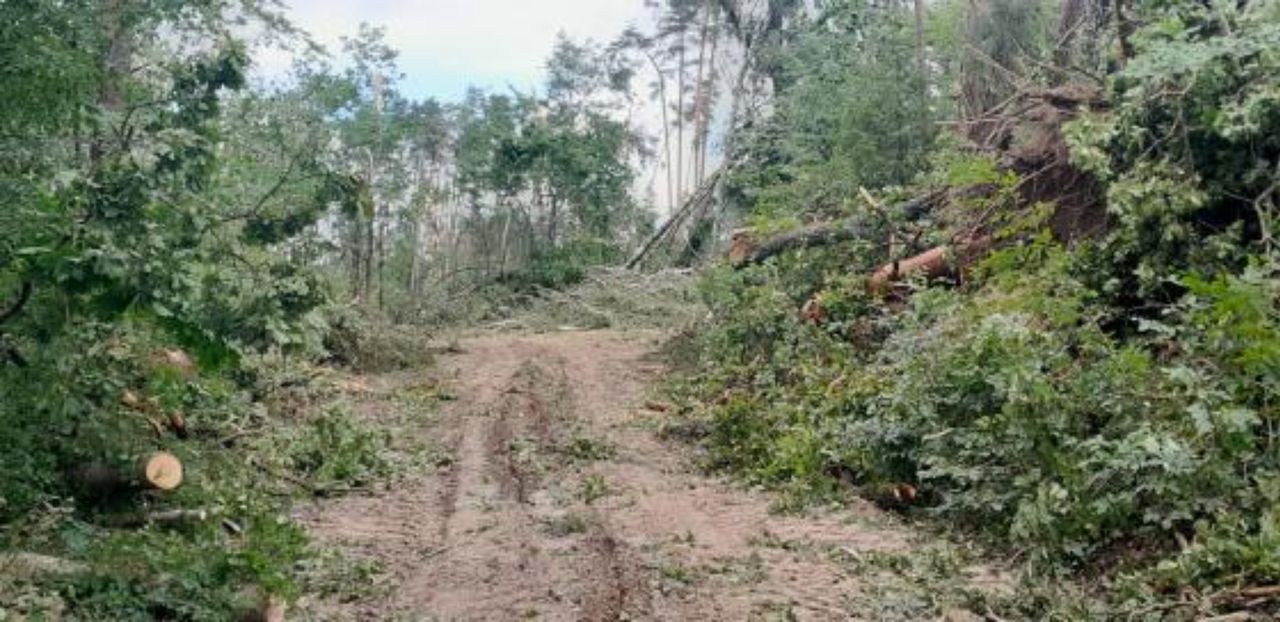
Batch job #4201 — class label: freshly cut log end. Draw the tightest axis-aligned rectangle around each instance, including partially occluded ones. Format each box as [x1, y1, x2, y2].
[866, 236, 993, 297]
[168, 411, 189, 439]
[867, 246, 952, 296]
[151, 348, 197, 378]
[800, 297, 826, 324]
[728, 229, 755, 265]
[235, 586, 287, 622]
[139, 452, 183, 491]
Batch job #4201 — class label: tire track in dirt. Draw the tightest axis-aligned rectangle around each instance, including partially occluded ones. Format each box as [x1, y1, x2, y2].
[299, 330, 1003, 620]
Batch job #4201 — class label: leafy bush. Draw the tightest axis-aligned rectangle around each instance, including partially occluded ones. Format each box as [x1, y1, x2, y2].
[500, 237, 624, 291]
[286, 410, 393, 488]
[322, 304, 434, 373]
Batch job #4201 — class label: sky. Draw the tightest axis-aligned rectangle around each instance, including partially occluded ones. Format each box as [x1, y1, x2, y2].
[262, 0, 648, 101]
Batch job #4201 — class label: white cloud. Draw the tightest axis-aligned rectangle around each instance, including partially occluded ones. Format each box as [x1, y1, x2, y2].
[262, 0, 647, 99]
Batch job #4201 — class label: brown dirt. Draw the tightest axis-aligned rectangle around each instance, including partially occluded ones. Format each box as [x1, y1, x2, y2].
[297, 330, 1001, 621]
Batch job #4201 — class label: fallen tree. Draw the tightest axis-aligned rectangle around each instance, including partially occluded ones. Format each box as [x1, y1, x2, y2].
[627, 170, 725, 270]
[730, 191, 940, 268]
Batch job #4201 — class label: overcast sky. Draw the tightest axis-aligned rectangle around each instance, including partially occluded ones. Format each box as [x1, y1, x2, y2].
[264, 0, 647, 101]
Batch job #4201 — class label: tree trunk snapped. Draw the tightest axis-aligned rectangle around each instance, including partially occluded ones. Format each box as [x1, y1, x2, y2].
[867, 236, 992, 296]
[729, 192, 940, 268]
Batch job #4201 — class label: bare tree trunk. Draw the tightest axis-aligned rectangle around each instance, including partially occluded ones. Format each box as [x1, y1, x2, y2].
[497, 204, 514, 276]
[408, 218, 420, 297]
[676, 40, 687, 203]
[913, 0, 928, 86]
[694, 6, 720, 186]
[362, 146, 378, 307]
[376, 212, 386, 312]
[93, 0, 132, 164]
[348, 221, 363, 300]
[547, 194, 560, 246]
[692, 3, 711, 187]
[642, 50, 676, 215]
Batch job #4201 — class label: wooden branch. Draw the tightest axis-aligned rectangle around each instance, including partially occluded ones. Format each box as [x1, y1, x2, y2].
[0, 552, 89, 580]
[627, 169, 723, 270]
[100, 507, 216, 528]
[731, 218, 875, 268]
[0, 281, 32, 325]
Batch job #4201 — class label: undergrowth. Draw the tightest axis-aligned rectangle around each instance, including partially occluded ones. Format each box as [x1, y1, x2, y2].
[667, 5, 1280, 618]
[0, 311, 434, 620]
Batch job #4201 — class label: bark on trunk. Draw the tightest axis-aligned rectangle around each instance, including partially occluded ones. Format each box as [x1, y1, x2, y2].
[70, 451, 184, 495]
[730, 193, 939, 268]
[867, 236, 992, 296]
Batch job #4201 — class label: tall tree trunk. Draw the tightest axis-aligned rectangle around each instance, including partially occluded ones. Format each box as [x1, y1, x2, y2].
[376, 212, 386, 312]
[643, 50, 676, 216]
[913, 0, 928, 87]
[408, 218, 420, 297]
[676, 41, 687, 203]
[93, 0, 132, 164]
[691, 3, 711, 187]
[498, 204, 514, 276]
[548, 194, 560, 246]
[694, 5, 720, 186]
[348, 221, 362, 301]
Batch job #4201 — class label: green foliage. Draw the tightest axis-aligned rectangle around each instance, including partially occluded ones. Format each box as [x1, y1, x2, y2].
[0, 4, 420, 619]
[672, 4, 1280, 616]
[502, 238, 624, 291]
[1064, 3, 1280, 305]
[286, 410, 393, 488]
[678, 232, 1280, 611]
[728, 0, 938, 219]
[322, 304, 434, 373]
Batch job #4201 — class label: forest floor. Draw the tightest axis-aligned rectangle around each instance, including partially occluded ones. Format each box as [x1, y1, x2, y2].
[296, 329, 1012, 621]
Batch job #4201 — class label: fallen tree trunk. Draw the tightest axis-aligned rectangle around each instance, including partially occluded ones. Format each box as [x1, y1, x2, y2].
[627, 169, 723, 270]
[730, 192, 940, 268]
[0, 552, 90, 580]
[70, 451, 184, 496]
[731, 218, 872, 267]
[867, 236, 992, 296]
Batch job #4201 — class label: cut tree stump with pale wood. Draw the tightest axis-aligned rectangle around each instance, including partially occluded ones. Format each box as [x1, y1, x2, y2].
[70, 451, 184, 496]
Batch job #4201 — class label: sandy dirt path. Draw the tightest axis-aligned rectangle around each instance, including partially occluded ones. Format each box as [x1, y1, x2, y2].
[297, 330, 985, 621]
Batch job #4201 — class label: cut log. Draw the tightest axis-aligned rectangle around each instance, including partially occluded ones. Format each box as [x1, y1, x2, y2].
[0, 552, 89, 579]
[234, 586, 287, 622]
[71, 451, 184, 495]
[867, 236, 992, 296]
[140, 452, 183, 490]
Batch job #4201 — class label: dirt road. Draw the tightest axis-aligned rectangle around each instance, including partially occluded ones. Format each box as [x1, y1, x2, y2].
[298, 330, 998, 620]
